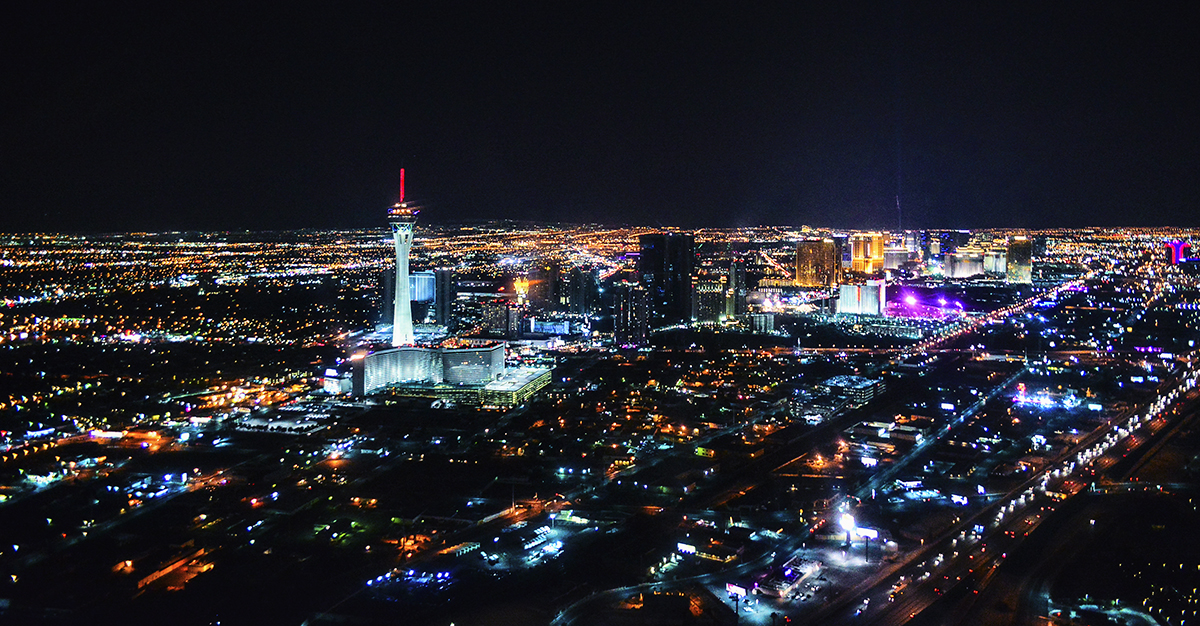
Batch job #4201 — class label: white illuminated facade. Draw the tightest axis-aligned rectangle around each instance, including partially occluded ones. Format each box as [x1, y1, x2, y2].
[354, 344, 506, 395]
[946, 249, 984, 278]
[838, 279, 887, 316]
[389, 204, 418, 346]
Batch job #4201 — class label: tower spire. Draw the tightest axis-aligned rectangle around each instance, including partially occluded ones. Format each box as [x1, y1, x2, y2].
[388, 172, 419, 346]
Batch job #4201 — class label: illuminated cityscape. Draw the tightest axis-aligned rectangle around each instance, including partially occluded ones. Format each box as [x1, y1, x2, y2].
[5, 3, 1200, 626]
[3, 223, 1200, 626]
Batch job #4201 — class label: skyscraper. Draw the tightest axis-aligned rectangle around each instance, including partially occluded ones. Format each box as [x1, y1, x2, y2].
[923, 230, 972, 260]
[1031, 235, 1048, 258]
[380, 268, 436, 325]
[725, 258, 747, 318]
[379, 268, 395, 325]
[1007, 236, 1033, 284]
[795, 238, 842, 288]
[528, 263, 561, 310]
[946, 248, 985, 278]
[832, 234, 852, 268]
[480, 298, 518, 338]
[614, 281, 649, 346]
[883, 248, 910, 270]
[695, 275, 726, 322]
[984, 249, 1007, 274]
[388, 170, 418, 346]
[434, 268, 456, 329]
[838, 280, 887, 316]
[637, 233, 695, 327]
[566, 266, 599, 316]
[409, 270, 436, 323]
[850, 233, 887, 273]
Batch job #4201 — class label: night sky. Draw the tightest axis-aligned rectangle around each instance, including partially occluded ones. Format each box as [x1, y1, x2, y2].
[3, 2, 1199, 233]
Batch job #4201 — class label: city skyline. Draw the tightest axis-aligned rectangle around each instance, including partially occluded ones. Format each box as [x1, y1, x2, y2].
[4, 3, 1200, 623]
[2, 222, 1200, 625]
[4, 3, 1200, 233]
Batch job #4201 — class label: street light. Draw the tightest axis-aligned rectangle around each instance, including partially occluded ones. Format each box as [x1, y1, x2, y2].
[840, 513, 855, 548]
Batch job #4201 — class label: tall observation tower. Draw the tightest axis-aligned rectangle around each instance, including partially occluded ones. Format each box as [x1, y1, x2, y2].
[388, 169, 418, 346]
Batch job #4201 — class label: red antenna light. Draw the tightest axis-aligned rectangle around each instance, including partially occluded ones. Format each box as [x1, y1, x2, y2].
[399, 169, 405, 203]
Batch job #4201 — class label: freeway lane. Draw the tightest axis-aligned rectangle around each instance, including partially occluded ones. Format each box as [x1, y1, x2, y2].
[888, 372, 1200, 625]
[951, 496, 1100, 626]
[807, 353, 1200, 626]
[945, 392, 1200, 626]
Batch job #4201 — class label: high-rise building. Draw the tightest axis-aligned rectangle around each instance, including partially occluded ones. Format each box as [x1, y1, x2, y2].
[946, 248, 985, 278]
[984, 250, 1007, 275]
[851, 235, 870, 271]
[838, 279, 887, 316]
[410, 271, 435, 303]
[388, 170, 418, 346]
[434, 268, 455, 328]
[379, 269, 395, 325]
[408, 270, 436, 323]
[921, 230, 971, 261]
[850, 233, 887, 273]
[725, 259, 748, 318]
[871, 233, 887, 260]
[381, 269, 436, 325]
[1031, 236, 1048, 258]
[903, 231, 920, 253]
[695, 276, 726, 322]
[566, 266, 599, 316]
[883, 248, 910, 271]
[637, 233, 695, 327]
[1007, 236, 1033, 284]
[795, 239, 842, 288]
[528, 263, 561, 310]
[505, 303, 525, 339]
[614, 281, 650, 346]
[479, 298, 523, 339]
[832, 234, 852, 269]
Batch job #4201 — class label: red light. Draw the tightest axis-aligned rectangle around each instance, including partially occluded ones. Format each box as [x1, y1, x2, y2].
[400, 168, 405, 203]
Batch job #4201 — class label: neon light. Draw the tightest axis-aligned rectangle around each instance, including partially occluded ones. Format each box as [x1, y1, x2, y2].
[1167, 240, 1190, 264]
[399, 168, 405, 203]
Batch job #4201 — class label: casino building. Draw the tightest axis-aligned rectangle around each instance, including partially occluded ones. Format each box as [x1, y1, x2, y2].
[346, 177, 551, 407]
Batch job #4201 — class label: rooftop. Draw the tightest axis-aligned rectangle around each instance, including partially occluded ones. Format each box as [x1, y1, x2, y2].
[484, 367, 552, 392]
[823, 375, 879, 390]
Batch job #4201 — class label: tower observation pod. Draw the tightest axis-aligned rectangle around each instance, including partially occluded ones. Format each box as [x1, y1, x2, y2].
[388, 169, 418, 346]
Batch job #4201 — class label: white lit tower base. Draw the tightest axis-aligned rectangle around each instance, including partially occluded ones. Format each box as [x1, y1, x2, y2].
[389, 203, 418, 346]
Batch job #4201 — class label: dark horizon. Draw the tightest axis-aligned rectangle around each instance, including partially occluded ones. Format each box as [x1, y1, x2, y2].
[3, 2, 1199, 234]
[8, 219, 1200, 240]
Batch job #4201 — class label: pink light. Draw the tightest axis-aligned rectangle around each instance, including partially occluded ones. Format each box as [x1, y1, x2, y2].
[1167, 241, 1189, 264]
[905, 295, 917, 306]
[399, 168, 405, 203]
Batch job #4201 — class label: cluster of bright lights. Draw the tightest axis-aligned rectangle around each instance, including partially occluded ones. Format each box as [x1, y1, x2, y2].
[1014, 383, 1082, 409]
